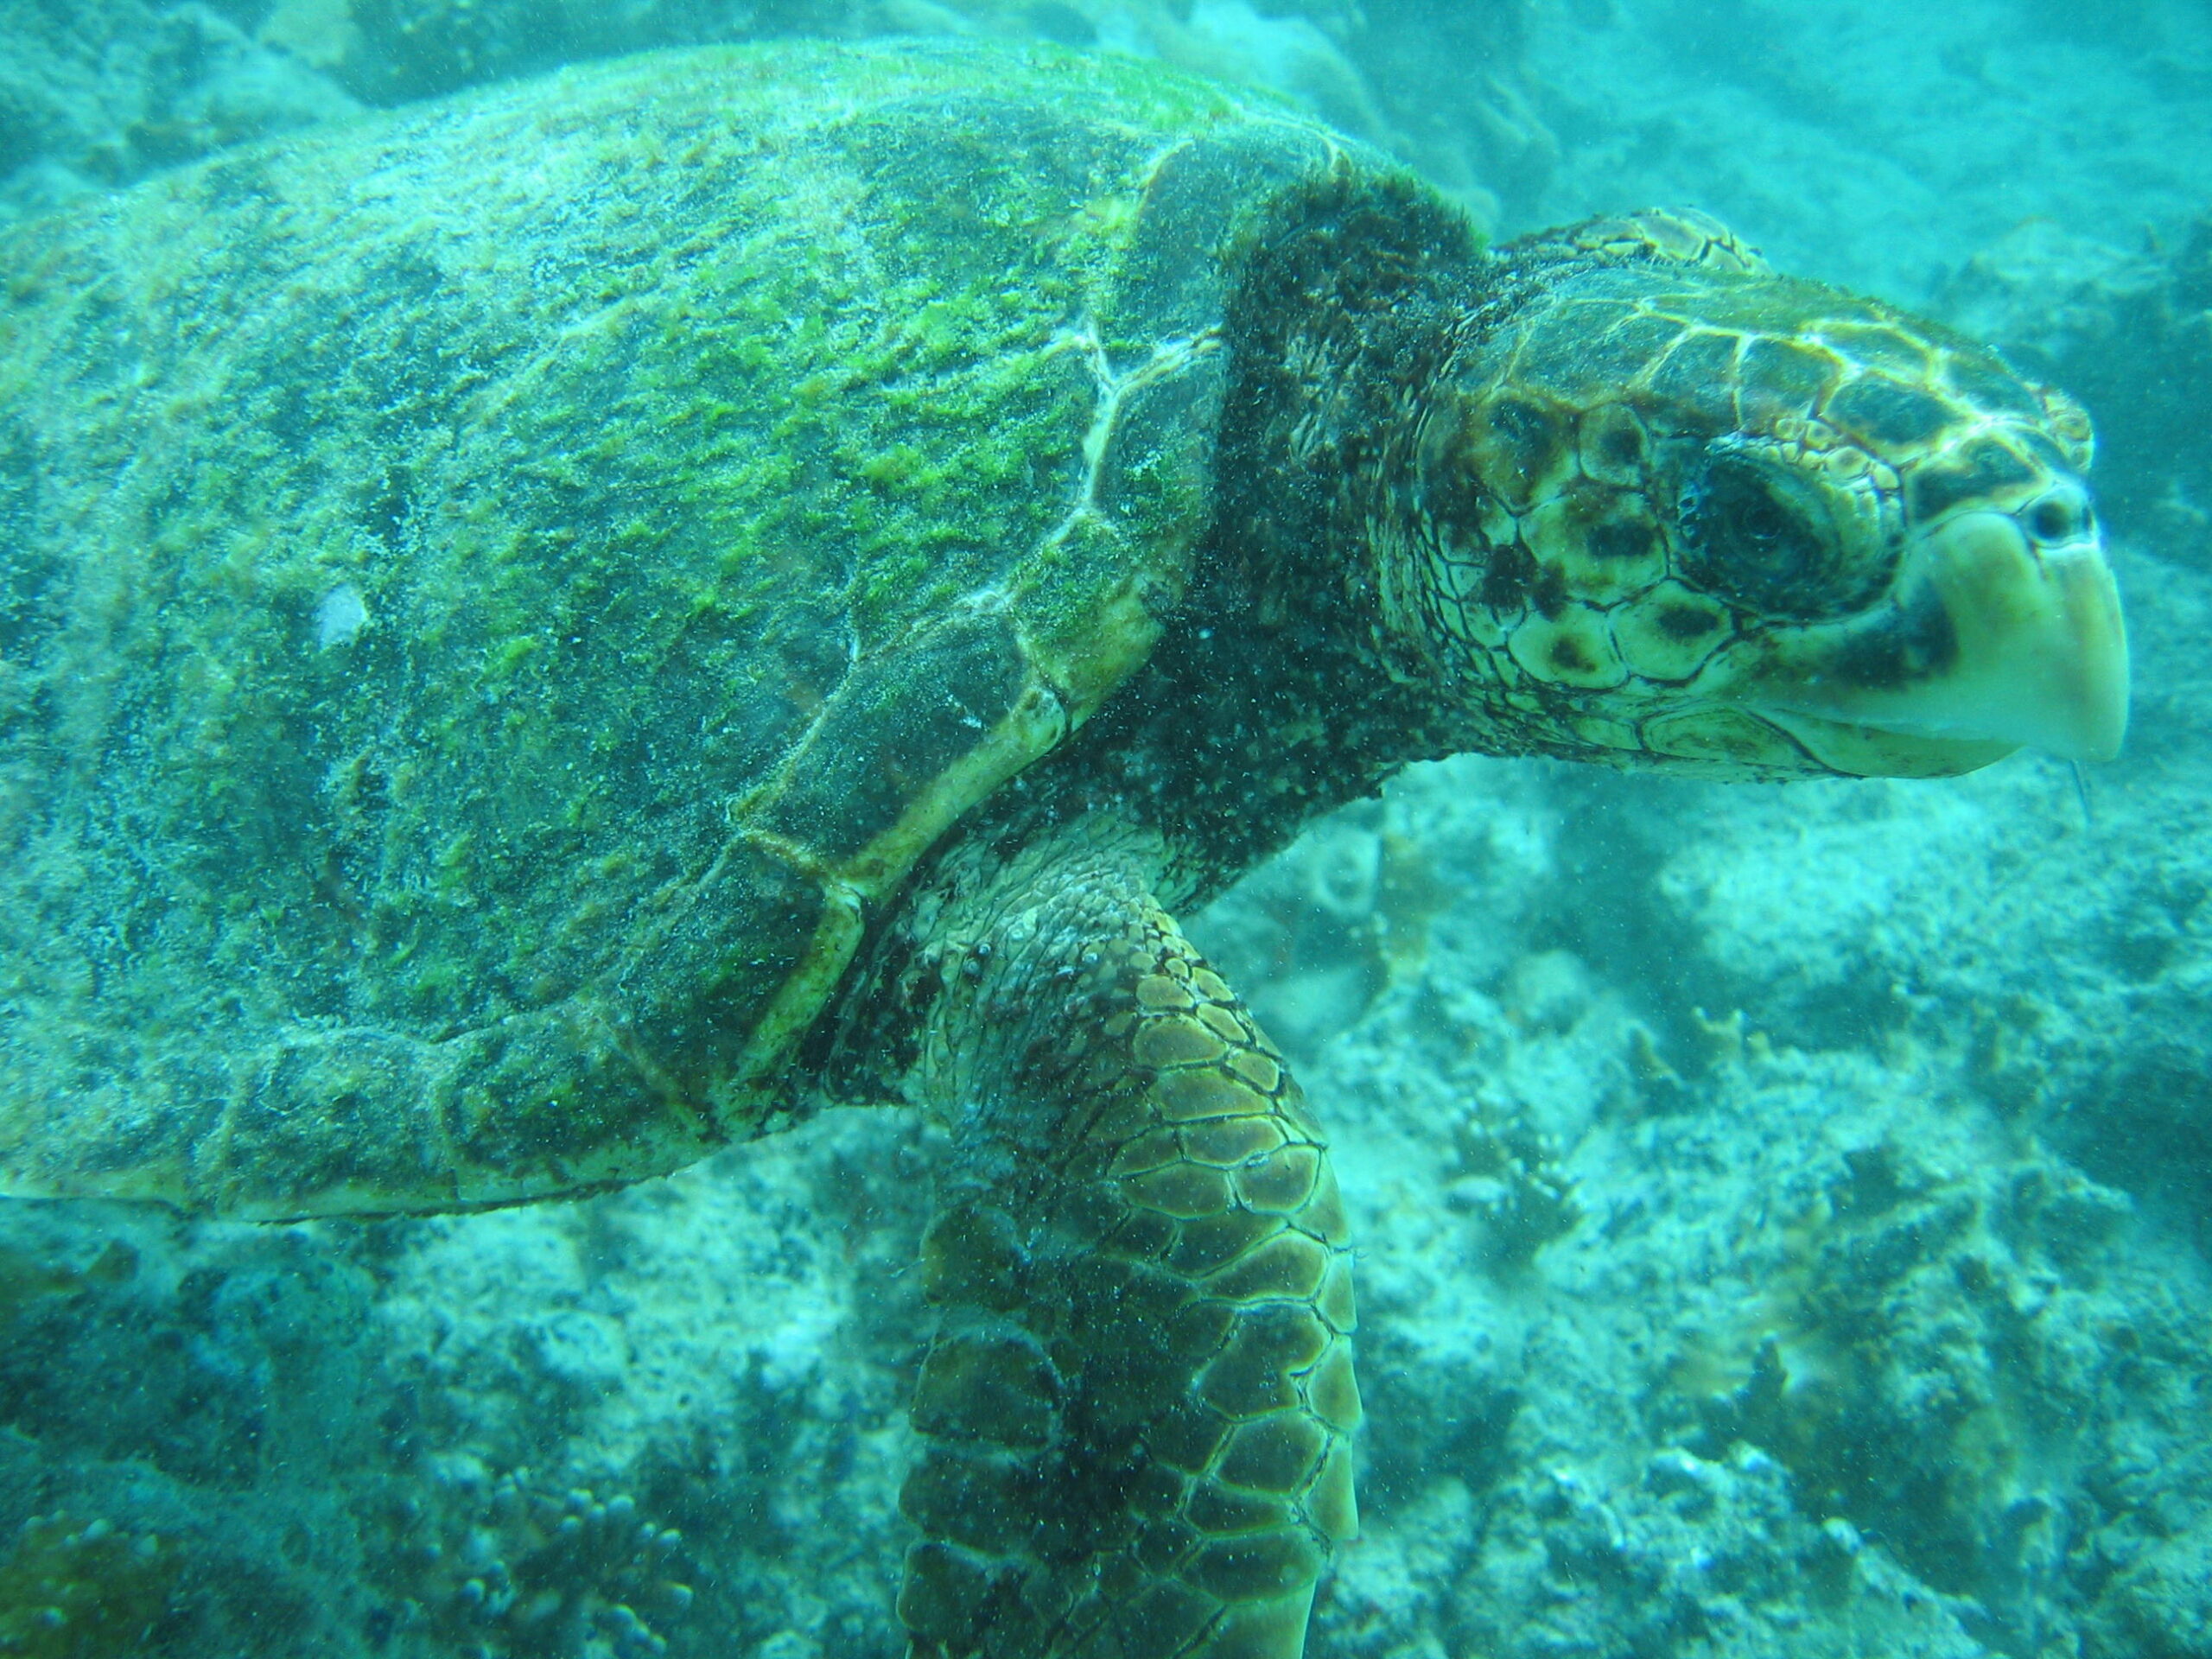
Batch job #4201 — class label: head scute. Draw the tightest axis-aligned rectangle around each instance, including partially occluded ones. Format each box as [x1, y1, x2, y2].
[1553, 207, 1772, 276]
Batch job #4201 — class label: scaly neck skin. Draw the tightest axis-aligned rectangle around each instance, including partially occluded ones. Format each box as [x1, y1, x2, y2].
[1023, 176, 1545, 908]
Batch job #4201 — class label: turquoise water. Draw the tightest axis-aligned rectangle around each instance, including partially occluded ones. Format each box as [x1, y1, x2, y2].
[1, 3, 2208, 1656]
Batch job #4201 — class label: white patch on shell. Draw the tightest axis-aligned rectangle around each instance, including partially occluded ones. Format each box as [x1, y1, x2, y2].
[316, 582, 369, 649]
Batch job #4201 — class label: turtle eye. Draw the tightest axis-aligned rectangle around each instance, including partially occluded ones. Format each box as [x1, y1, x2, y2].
[1677, 446, 1895, 621]
[2025, 489, 2093, 546]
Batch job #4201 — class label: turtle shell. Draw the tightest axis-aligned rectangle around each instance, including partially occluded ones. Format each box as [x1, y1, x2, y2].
[0, 41, 1368, 1217]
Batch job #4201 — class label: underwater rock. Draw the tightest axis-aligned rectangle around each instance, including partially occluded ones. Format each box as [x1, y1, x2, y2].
[2088, 1520, 2212, 1659]
[0, 0, 355, 221]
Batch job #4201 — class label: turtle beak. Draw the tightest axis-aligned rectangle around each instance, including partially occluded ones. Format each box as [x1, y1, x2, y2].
[1910, 509, 2128, 760]
[1749, 508, 2130, 775]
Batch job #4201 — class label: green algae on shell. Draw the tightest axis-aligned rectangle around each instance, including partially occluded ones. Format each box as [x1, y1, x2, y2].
[0, 41, 1365, 1217]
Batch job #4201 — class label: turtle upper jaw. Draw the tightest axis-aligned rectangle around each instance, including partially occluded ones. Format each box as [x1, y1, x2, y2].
[1738, 509, 2130, 776]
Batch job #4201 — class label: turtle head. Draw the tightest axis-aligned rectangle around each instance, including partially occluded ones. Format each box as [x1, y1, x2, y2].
[1392, 209, 2128, 778]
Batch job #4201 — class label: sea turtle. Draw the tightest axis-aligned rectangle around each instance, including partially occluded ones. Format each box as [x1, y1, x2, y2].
[0, 37, 2126, 1659]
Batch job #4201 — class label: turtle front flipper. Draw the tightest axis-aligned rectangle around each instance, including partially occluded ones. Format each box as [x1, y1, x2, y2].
[890, 832, 1359, 1658]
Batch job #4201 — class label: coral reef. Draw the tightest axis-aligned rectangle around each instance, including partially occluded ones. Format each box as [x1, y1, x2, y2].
[1442, 1099, 1581, 1274]
[0, 1513, 179, 1659]
[389, 1466, 696, 1658]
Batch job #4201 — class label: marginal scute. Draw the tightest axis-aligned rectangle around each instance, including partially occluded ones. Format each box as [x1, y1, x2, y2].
[1103, 123, 1337, 353]
[615, 833, 830, 1081]
[1187, 1530, 1325, 1604]
[1171, 1208, 1289, 1277]
[1232, 1145, 1320, 1212]
[1313, 1254, 1358, 1334]
[900, 1448, 1037, 1554]
[1304, 1344, 1363, 1432]
[1094, 347, 1229, 555]
[1224, 1047, 1284, 1093]
[1147, 1402, 1235, 1473]
[1306, 1441, 1359, 1541]
[897, 1541, 995, 1644]
[1135, 1015, 1234, 1071]
[1185, 1484, 1293, 1537]
[1182, 1116, 1289, 1169]
[1127, 1161, 1234, 1221]
[1216, 1414, 1328, 1496]
[1206, 1231, 1329, 1302]
[911, 1329, 1056, 1448]
[1020, 512, 1165, 719]
[1154, 1066, 1262, 1122]
[750, 608, 1047, 870]
[209, 1037, 451, 1207]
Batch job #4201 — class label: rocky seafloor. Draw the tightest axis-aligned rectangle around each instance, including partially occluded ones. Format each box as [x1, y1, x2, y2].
[2, 1, 2209, 1656]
